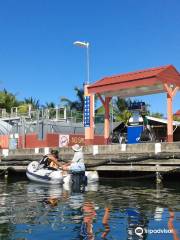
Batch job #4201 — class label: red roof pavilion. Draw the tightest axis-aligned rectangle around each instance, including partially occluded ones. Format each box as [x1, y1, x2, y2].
[84, 65, 180, 144]
[88, 65, 180, 97]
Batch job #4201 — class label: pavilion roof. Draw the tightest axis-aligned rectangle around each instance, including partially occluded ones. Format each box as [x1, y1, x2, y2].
[88, 65, 180, 97]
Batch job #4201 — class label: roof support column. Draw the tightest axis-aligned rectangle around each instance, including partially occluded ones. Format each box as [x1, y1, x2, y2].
[97, 94, 112, 144]
[97, 93, 111, 144]
[167, 93, 173, 142]
[104, 97, 111, 144]
[84, 85, 94, 145]
[164, 84, 179, 142]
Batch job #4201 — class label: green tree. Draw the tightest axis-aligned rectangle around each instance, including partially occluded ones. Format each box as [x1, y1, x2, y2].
[173, 115, 180, 121]
[112, 97, 132, 124]
[61, 87, 84, 111]
[150, 112, 164, 118]
[18, 103, 29, 114]
[44, 101, 56, 118]
[115, 97, 129, 112]
[45, 101, 56, 109]
[0, 89, 18, 112]
[95, 97, 132, 124]
[24, 97, 40, 109]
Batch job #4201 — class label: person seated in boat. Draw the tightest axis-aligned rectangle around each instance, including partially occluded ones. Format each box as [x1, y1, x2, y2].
[39, 149, 62, 170]
[62, 144, 85, 173]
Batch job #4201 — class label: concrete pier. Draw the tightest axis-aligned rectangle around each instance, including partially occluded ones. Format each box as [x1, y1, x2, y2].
[0, 142, 180, 175]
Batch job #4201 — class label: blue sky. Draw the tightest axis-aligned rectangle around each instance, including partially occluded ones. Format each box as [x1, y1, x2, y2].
[0, 0, 179, 116]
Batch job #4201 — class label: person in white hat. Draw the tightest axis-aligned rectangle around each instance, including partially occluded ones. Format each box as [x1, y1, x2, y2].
[62, 144, 85, 172]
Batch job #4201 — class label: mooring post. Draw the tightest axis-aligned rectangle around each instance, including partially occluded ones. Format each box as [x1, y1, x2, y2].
[156, 164, 162, 184]
[4, 169, 8, 179]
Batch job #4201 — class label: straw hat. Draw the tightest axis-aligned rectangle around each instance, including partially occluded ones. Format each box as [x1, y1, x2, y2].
[72, 144, 82, 152]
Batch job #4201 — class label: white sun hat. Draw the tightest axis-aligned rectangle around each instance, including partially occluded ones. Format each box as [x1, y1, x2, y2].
[72, 144, 83, 152]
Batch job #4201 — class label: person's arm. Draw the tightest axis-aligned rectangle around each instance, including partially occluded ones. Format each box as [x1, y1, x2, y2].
[61, 160, 72, 171]
[66, 162, 71, 166]
[47, 155, 62, 168]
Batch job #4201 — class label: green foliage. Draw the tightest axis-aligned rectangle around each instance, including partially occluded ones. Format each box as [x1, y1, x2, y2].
[61, 87, 84, 112]
[24, 97, 40, 109]
[0, 87, 151, 126]
[150, 112, 164, 118]
[18, 104, 29, 114]
[0, 89, 41, 114]
[95, 97, 132, 124]
[45, 102, 56, 109]
[114, 109, 132, 125]
[115, 97, 129, 112]
[0, 89, 18, 112]
[112, 97, 132, 124]
[173, 115, 180, 121]
[96, 105, 105, 115]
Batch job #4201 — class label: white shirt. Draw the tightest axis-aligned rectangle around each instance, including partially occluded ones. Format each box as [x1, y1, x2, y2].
[71, 151, 84, 164]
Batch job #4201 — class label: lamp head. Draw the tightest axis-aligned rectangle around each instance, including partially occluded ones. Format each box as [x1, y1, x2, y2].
[73, 41, 89, 48]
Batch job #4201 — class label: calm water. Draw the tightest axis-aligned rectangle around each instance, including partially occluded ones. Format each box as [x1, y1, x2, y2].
[0, 177, 180, 240]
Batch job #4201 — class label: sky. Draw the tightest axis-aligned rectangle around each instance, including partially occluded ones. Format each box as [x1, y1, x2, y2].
[0, 0, 179, 116]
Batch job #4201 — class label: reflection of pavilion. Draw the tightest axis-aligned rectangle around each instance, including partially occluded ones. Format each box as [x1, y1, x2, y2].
[83, 181, 180, 239]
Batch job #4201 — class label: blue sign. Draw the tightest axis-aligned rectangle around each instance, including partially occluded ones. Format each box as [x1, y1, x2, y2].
[84, 96, 90, 127]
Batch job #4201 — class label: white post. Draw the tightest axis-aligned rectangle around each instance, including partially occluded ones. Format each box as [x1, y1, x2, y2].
[28, 104, 32, 117]
[56, 106, 58, 121]
[86, 42, 90, 84]
[64, 107, 67, 120]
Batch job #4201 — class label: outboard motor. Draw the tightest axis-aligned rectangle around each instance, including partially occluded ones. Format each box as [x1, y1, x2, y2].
[71, 171, 87, 193]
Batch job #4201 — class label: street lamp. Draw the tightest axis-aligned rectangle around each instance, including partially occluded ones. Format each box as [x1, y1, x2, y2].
[73, 41, 90, 84]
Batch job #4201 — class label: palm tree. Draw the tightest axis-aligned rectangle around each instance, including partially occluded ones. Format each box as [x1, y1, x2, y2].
[0, 89, 18, 112]
[44, 101, 56, 118]
[24, 97, 40, 109]
[61, 87, 84, 112]
[95, 97, 132, 124]
[61, 87, 89, 122]
[111, 97, 132, 124]
[115, 97, 129, 112]
[45, 102, 56, 109]
[18, 103, 30, 114]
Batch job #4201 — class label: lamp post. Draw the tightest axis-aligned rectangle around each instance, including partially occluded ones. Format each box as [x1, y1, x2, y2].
[73, 41, 90, 84]
[73, 40, 94, 144]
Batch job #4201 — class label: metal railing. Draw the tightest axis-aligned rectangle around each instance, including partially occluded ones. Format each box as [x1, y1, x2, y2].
[0, 107, 84, 123]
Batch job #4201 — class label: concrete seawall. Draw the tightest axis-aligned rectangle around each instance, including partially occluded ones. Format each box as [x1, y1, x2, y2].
[0, 142, 180, 174]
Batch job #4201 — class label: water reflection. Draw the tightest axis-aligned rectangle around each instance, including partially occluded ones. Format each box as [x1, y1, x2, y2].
[168, 208, 180, 240]
[80, 201, 96, 240]
[101, 207, 110, 239]
[0, 178, 180, 239]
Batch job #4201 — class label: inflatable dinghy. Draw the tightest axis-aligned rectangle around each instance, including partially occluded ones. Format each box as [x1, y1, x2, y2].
[26, 161, 99, 185]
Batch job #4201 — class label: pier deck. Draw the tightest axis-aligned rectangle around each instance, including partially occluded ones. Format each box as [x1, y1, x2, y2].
[0, 142, 180, 175]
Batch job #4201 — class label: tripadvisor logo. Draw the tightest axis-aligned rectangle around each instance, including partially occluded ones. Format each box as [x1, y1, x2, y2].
[135, 226, 172, 237]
